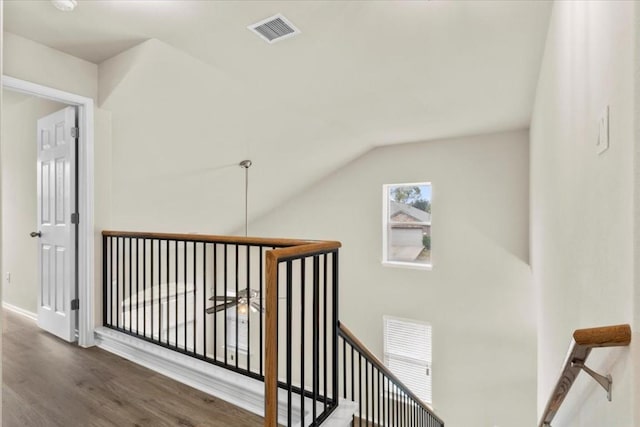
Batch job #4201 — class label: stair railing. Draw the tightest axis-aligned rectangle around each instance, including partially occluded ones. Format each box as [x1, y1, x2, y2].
[538, 324, 631, 427]
[264, 240, 341, 426]
[338, 322, 444, 427]
[103, 230, 444, 426]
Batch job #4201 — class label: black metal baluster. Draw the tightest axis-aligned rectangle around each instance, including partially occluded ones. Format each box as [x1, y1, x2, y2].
[110, 236, 114, 328]
[103, 236, 107, 327]
[259, 246, 263, 377]
[286, 260, 293, 426]
[116, 237, 120, 329]
[358, 353, 362, 427]
[312, 255, 320, 424]
[387, 377, 395, 426]
[128, 238, 131, 332]
[384, 376, 388, 427]
[132, 238, 136, 333]
[203, 243, 207, 359]
[332, 251, 339, 410]
[135, 238, 140, 335]
[412, 398, 415, 426]
[213, 243, 218, 362]
[193, 241, 197, 354]
[401, 391, 404, 426]
[234, 244, 239, 369]
[143, 239, 146, 338]
[104, 236, 109, 327]
[165, 240, 169, 346]
[377, 369, 381, 426]
[182, 241, 186, 351]
[176, 240, 179, 348]
[394, 384, 398, 426]
[223, 244, 228, 366]
[397, 384, 400, 427]
[399, 385, 402, 427]
[365, 360, 369, 425]
[403, 392, 407, 426]
[246, 245, 251, 372]
[351, 346, 355, 402]
[151, 239, 155, 339]
[342, 338, 346, 399]
[300, 258, 306, 421]
[323, 254, 328, 409]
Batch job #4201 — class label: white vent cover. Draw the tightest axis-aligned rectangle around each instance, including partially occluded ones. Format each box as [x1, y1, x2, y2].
[248, 14, 300, 44]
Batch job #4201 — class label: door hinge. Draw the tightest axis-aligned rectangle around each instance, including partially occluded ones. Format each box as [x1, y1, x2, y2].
[70, 127, 79, 138]
[71, 212, 79, 224]
[71, 299, 80, 310]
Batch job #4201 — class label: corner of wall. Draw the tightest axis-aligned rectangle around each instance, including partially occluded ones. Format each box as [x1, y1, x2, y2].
[3, 32, 98, 100]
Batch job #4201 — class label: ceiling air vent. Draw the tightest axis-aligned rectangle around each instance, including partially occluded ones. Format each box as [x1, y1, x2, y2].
[248, 14, 300, 44]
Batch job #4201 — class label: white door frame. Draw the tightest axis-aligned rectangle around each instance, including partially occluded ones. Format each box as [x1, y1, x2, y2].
[2, 75, 95, 347]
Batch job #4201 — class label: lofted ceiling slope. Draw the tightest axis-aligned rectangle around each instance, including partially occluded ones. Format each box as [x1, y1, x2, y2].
[4, 1, 552, 233]
[5, 1, 552, 145]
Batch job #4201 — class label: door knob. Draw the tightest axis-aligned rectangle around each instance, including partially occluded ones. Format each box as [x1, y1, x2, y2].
[30, 231, 42, 238]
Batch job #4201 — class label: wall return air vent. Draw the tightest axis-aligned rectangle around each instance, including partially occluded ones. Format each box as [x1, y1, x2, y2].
[248, 14, 300, 44]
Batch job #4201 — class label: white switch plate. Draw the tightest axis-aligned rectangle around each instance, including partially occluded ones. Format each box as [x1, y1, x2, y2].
[597, 105, 610, 155]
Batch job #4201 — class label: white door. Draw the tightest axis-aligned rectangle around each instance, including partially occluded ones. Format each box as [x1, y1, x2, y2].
[34, 106, 77, 342]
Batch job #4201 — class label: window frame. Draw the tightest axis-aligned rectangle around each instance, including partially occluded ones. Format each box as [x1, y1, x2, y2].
[382, 182, 433, 270]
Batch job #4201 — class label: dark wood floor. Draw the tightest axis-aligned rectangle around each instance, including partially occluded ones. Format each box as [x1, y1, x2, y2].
[2, 309, 264, 427]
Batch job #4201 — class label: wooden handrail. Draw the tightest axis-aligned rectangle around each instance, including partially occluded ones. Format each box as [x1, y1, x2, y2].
[338, 321, 444, 425]
[264, 239, 341, 427]
[102, 230, 330, 248]
[538, 324, 631, 427]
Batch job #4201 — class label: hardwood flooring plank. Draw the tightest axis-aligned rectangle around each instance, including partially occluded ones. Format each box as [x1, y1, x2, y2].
[2, 309, 264, 427]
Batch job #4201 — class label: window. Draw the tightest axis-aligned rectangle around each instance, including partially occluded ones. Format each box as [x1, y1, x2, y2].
[382, 182, 432, 268]
[383, 316, 432, 404]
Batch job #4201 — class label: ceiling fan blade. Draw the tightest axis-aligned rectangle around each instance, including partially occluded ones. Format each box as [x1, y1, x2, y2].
[250, 301, 264, 314]
[205, 300, 238, 314]
[209, 296, 238, 302]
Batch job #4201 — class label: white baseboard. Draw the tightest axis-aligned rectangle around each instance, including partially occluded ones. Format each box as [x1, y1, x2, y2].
[94, 327, 318, 426]
[3, 301, 37, 321]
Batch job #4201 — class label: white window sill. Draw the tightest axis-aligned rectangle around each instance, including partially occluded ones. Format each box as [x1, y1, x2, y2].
[382, 261, 432, 271]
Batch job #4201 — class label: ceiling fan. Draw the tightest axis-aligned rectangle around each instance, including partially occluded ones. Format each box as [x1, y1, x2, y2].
[205, 159, 268, 316]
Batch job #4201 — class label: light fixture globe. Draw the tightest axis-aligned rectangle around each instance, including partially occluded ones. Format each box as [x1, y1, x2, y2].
[51, 0, 78, 12]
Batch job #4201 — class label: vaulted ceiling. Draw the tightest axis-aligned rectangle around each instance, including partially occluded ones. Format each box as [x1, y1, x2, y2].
[3, 1, 552, 233]
[5, 1, 551, 144]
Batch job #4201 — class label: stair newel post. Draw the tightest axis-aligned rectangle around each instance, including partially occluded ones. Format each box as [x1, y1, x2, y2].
[264, 249, 279, 427]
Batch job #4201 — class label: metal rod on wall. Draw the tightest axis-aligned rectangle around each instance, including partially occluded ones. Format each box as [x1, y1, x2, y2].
[239, 160, 252, 237]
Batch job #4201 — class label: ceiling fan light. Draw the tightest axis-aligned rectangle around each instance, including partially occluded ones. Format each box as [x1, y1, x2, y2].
[51, 0, 78, 12]
[237, 303, 249, 315]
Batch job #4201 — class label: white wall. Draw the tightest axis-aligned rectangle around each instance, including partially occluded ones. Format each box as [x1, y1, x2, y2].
[530, 1, 637, 426]
[1, 95, 68, 313]
[3, 32, 98, 100]
[250, 129, 534, 427]
[98, 38, 373, 235]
